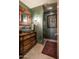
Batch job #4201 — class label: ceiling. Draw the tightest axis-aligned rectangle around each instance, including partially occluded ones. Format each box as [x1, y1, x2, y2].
[20, 0, 57, 8]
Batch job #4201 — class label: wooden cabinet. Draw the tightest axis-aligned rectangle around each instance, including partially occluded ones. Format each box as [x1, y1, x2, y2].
[19, 32, 37, 58]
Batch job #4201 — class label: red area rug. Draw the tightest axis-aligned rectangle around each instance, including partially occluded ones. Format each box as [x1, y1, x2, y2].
[42, 41, 57, 58]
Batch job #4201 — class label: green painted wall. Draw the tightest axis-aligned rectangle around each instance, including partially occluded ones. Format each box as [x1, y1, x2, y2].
[32, 6, 44, 43]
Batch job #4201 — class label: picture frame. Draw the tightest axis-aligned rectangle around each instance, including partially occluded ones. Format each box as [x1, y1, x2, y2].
[47, 14, 57, 28]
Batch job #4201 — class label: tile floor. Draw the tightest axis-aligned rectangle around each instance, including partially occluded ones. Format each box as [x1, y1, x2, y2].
[23, 43, 55, 59]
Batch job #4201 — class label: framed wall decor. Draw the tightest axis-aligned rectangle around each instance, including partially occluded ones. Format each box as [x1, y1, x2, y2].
[47, 14, 57, 28]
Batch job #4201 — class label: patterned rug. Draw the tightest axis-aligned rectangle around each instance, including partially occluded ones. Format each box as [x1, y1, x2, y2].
[42, 41, 57, 58]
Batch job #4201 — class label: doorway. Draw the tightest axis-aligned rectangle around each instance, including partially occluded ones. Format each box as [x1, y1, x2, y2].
[43, 3, 57, 40]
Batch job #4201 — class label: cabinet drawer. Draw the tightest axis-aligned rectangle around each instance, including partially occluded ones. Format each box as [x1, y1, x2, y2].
[19, 32, 34, 36]
[23, 33, 35, 40]
[23, 43, 32, 52]
[24, 41, 36, 51]
[23, 37, 36, 46]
